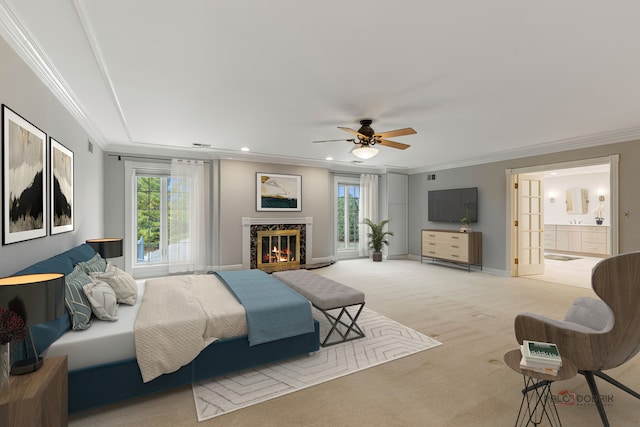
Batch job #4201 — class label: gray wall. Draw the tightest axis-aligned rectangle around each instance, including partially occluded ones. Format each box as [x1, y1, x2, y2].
[409, 139, 640, 274]
[101, 157, 333, 269]
[0, 37, 104, 277]
[218, 160, 332, 266]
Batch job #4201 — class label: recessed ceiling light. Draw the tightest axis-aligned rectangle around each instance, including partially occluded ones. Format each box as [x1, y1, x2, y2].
[326, 156, 333, 161]
[241, 147, 250, 152]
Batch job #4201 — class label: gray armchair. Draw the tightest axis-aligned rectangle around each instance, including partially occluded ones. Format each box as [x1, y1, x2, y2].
[514, 251, 640, 427]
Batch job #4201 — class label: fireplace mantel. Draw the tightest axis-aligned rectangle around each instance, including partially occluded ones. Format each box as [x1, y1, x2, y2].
[242, 217, 313, 269]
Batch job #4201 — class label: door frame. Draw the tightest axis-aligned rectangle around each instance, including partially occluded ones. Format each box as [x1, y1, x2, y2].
[505, 155, 619, 277]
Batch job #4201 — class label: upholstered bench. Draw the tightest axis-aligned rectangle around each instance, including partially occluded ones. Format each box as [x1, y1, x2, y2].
[272, 269, 365, 346]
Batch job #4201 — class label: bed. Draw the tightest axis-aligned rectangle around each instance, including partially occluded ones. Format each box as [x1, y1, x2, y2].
[16, 244, 320, 413]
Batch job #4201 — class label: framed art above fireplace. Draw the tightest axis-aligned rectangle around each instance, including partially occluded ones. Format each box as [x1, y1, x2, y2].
[256, 172, 302, 211]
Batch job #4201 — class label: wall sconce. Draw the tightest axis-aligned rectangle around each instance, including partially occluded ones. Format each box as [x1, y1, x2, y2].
[548, 192, 557, 203]
[598, 190, 606, 202]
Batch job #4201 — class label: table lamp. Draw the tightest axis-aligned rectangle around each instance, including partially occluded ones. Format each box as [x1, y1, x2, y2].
[0, 273, 66, 374]
[86, 238, 123, 259]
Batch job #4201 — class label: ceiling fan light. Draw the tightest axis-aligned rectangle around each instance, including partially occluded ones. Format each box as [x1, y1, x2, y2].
[350, 144, 379, 159]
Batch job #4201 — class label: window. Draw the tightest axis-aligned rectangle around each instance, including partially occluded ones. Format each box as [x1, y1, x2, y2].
[337, 182, 360, 252]
[125, 161, 208, 277]
[135, 172, 169, 265]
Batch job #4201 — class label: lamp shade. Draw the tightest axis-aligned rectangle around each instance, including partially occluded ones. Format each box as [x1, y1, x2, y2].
[0, 273, 66, 326]
[86, 238, 123, 258]
[350, 144, 379, 159]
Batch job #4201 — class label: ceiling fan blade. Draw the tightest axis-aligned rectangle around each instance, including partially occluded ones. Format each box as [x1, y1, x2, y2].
[337, 126, 366, 138]
[374, 127, 417, 139]
[312, 138, 355, 143]
[378, 139, 411, 150]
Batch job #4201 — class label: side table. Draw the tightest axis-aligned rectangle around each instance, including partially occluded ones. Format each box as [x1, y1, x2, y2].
[504, 349, 577, 427]
[0, 356, 68, 426]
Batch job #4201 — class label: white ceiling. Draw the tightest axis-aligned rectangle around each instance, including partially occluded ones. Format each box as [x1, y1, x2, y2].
[3, 1, 640, 173]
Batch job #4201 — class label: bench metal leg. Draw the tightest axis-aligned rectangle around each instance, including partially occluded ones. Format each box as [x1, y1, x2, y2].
[318, 303, 365, 347]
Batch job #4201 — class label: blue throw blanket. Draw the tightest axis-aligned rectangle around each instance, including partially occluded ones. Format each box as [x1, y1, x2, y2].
[215, 270, 315, 346]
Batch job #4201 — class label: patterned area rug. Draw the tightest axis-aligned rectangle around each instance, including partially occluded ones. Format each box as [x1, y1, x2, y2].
[192, 307, 442, 421]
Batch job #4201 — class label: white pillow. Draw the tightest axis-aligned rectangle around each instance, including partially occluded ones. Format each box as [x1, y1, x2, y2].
[83, 280, 119, 321]
[90, 263, 138, 305]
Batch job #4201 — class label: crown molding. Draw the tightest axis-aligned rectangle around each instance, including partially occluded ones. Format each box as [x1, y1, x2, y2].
[0, 0, 106, 144]
[407, 125, 640, 175]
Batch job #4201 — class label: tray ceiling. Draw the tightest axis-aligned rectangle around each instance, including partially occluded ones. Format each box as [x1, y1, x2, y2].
[2, 1, 640, 173]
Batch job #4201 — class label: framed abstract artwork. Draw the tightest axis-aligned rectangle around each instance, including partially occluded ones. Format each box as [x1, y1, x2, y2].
[256, 172, 302, 211]
[2, 104, 47, 244]
[50, 137, 74, 234]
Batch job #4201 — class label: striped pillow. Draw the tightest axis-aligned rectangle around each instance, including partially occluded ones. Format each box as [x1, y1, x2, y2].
[65, 265, 93, 330]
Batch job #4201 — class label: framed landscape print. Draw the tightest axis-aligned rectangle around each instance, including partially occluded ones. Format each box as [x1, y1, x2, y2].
[2, 105, 47, 244]
[256, 172, 302, 211]
[50, 137, 74, 234]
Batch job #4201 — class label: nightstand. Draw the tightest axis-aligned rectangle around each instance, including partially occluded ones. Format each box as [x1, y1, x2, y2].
[0, 356, 68, 426]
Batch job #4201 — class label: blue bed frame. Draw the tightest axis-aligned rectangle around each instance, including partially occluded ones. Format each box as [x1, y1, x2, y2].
[16, 244, 320, 413]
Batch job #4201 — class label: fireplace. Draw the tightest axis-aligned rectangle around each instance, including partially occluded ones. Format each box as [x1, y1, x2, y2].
[256, 229, 300, 272]
[242, 217, 313, 271]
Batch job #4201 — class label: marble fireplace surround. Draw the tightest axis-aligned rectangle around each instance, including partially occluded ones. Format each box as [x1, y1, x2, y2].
[242, 217, 313, 270]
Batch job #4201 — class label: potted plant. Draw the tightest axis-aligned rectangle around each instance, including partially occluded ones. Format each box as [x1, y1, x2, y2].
[460, 206, 473, 232]
[362, 218, 393, 262]
[594, 204, 605, 225]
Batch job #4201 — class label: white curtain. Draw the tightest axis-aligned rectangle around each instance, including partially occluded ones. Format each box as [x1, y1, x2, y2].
[358, 174, 378, 257]
[168, 159, 209, 274]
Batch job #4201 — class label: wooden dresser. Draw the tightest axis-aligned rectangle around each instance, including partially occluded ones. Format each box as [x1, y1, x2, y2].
[0, 356, 68, 426]
[421, 229, 482, 271]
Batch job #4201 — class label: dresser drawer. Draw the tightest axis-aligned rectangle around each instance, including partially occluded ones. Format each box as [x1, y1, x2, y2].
[447, 239, 469, 254]
[582, 226, 606, 233]
[582, 231, 606, 244]
[426, 248, 469, 263]
[422, 231, 467, 245]
[582, 242, 607, 254]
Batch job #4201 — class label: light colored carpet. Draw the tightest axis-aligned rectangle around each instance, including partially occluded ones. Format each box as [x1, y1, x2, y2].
[69, 258, 640, 426]
[192, 307, 441, 421]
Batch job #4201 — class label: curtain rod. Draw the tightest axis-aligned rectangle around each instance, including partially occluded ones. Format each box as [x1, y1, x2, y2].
[329, 171, 380, 177]
[108, 153, 211, 164]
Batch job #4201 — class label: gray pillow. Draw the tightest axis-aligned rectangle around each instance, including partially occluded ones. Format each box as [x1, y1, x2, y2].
[65, 265, 93, 330]
[78, 253, 107, 274]
[90, 263, 138, 305]
[83, 280, 119, 321]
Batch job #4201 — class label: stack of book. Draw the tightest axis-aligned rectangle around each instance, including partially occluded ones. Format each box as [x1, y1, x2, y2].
[519, 340, 562, 376]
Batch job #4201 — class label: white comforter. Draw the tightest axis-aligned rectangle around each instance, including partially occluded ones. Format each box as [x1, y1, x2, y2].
[134, 274, 248, 383]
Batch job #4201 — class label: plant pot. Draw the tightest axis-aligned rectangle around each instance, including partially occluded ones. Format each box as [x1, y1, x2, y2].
[372, 251, 383, 262]
[596, 219, 603, 225]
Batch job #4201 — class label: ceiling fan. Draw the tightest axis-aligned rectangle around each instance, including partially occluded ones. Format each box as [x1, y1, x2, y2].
[313, 119, 417, 159]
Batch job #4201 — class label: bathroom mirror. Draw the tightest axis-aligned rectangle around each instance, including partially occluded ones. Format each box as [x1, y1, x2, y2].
[566, 188, 588, 214]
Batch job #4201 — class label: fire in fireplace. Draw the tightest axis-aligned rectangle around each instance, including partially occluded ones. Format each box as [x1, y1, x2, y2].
[257, 229, 301, 272]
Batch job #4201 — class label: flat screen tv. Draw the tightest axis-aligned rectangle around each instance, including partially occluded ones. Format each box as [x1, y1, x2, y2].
[428, 187, 478, 223]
